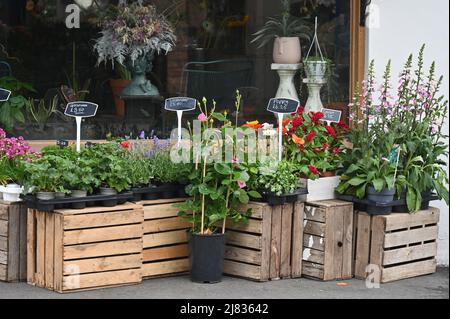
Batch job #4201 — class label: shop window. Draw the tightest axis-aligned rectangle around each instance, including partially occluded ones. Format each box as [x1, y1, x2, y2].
[0, 0, 352, 140]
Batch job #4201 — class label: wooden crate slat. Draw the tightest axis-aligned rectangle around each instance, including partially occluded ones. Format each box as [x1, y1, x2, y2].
[290, 202, 304, 278]
[63, 269, 141, 291]
[64, 254, 142, 275]
[225, 246, 262, 265]
[64, 210, 142, 230]
[143, 229, 188, 249]
[303, 248, 324, 264]
[0, 203, 9, 220]
[53, 214, 64, 292]
[303, 234, 325, 251]
[142, 258, 189, 277]
[223, 260, 262, 281]
[143, 244, 189, 262]
[0, 264, 6, 280]
[64, 239, 142, 260]
[0, 236, 6, 251]
[144, 204, 182, 220]
[36, 210, 46, 287]
[304, 220, 326, 237]
[56, 203, 141, 215]
[342, 204, 354, 279]
[383, 242, 437, 266]
[280, 203, 293, 278]
[381, 259, 437, 283]
[45, 213, 55, 289]
[259, 204, 272, 281]
[0, 220, 7, 236]
[226, 230, 261, 250]
[237, 203, 264, 219]
[137, 198, 186, 206]
[354, 212, 372, 279]
[302, 261, 324, 279]
[27, 209, 36, 284]
[384, 226, 438, 248]
[384, 208, 440, 231]
[269, 205, 282, 279]
[144, 217, 191, 233]
[0, 250, 6, 264]
[64, 224, 143, 245]
[304, 206, 326, 223]
[224, 218, 263, 234]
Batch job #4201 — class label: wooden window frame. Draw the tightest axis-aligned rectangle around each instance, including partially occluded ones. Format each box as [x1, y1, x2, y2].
[350, 0, 367, 101]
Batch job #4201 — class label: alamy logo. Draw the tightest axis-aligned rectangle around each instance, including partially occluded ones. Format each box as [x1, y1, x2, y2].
[65, 4, 81, 29]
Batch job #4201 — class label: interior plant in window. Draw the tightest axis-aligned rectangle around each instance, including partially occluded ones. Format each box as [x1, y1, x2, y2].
[251, 0, 310, 64]
[174, 93, 260, 284]
[93, 1, 177, 96]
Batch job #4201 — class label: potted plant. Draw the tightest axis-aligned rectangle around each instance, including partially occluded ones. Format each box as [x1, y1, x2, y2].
[110, 64, 131, 117]
[0, 129, 35, 201]
[282, 108, 348, 201]
[251, 0, 310, 64]
[175, 94, 260, 283]
[304, 56, 332, 81]
[128, 150, 154, 201]
[65, 157, 99, 209]
[94, 2, 176, 96]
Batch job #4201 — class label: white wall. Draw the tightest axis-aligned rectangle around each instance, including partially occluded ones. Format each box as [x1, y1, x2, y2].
[366, 0, 449, 265]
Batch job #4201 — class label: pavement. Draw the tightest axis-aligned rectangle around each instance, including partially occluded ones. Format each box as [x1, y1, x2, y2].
[0, 267, 448, 299]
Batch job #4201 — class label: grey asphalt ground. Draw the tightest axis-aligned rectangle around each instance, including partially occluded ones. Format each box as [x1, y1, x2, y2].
[0, 267, 448, 299]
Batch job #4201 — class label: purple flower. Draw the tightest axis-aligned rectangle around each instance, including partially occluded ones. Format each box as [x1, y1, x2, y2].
[139, 130, 146, 139]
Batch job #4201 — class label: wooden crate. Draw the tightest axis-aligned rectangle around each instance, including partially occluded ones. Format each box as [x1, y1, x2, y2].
[354, 208, 439, 283]
[223, 202, 304, 282]
[0, 201, 27, 282]
[301, 200, 354, 281]
[139, 199, 191, 279]
[27, 203, 144, 293]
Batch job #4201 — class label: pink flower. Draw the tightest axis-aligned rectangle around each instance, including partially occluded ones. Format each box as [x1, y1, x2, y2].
[237, 180, 247, 189]
[232, 158, 239, 164]
[197, 113, 207, 122]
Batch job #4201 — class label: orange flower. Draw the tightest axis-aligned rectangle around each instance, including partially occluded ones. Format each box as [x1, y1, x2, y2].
[283, 119, 292, 126]
[244, 120, 263, 129]
[292, 134, 305, 145]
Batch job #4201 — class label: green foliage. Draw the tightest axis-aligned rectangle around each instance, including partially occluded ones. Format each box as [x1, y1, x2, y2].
[150, 149, 191, 184]
[249, 160, 300, 196]
[0, 76, 36, 131]
[27, 96, 63, 130]
[251, 0, 310, 48]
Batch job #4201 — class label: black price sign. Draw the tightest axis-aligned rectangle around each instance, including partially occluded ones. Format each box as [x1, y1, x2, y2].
[85, 141, 97, 149]
[0, 88, 11, 102]
[65, 101, 98, 118]
[165, 97, 197, 112]
[321, 108, 342, 123]
[56, 140, 69, 148]
[267, 98, 299, 114]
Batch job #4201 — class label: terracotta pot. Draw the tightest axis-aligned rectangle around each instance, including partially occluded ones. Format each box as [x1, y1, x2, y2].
[110, 79, 131, 117]
[321, 171, 336, 177]
[273, 37, 301, 64]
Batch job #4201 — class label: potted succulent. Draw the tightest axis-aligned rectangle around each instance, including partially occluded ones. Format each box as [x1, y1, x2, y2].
[175, 94, 260, 283]
[94, 2, 176, 96]
[251, 0, 310, 64]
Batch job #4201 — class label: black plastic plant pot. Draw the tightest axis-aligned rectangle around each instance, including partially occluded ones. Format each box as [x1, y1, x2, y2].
[421, 190, 432, 210]
[100, 188, 118, 207]
[132, 190, 143, 202]
[189, 233, 226, 284]
[144, 192, 160, 200]
[366, 186, 395, 215]
[393, 189, 408, 213]
[70, 190, 87, 209]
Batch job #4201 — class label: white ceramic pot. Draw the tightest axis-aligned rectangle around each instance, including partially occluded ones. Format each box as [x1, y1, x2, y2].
[273, 37, 301, 64]
[0, 184, 24, 202]
[299, 176, 340, 202]
[304, 60, 328, 80]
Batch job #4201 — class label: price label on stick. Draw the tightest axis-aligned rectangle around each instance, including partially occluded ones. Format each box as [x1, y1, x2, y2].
[321, 108, 342, 125]
[56, 140, 69, 149]
[64, 101, 98, 153]
[267, 98, 300, 161]
[0, 88, 11, 102]
[164, 97, 197, 144]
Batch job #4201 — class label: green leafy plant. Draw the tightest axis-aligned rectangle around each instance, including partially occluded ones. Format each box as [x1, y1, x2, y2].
[249, 160, 300, 196]
[150, 149, 191, 185]
[23, 155, 68, 193]
[27, 96, 63, 130]
[251, 0, 310, 48]
[0, 76, 35, 131]
[175, 93, 260, 235]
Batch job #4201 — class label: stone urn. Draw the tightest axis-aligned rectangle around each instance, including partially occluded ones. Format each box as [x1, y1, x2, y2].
[121, 51, 160, 97]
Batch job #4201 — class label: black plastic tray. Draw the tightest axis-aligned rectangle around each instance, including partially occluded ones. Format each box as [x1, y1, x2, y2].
[131, 184, 188, 202]
[22, 192, 134, 212]
[336, 193, 439, 214]
[256, 188, 308, 206]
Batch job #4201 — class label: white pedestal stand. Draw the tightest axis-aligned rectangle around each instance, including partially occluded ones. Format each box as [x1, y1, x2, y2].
[272, 64, 302, 100]
[303, 78, 327, 113]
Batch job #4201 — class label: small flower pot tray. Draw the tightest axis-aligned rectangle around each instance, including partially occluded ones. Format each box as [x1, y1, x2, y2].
[336, 193, 439, 215]
[131, 184, 188, 202]
[22, 192, 134, 212]
[257, 188, 308, 206]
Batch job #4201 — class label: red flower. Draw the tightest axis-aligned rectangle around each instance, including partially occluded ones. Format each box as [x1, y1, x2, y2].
[322, 143, 330, 150]
[311, 112, 324, 123]
[292, 117, 304, 130]
[293, 106, 305, 115]
[309, 165, 320, 175]
[305, 131, 316, 142]
[337, 121, 350, 130]
[120, 141, 130, 149]
[333, 147, 341, 155]
[325, 125, 337, 138]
